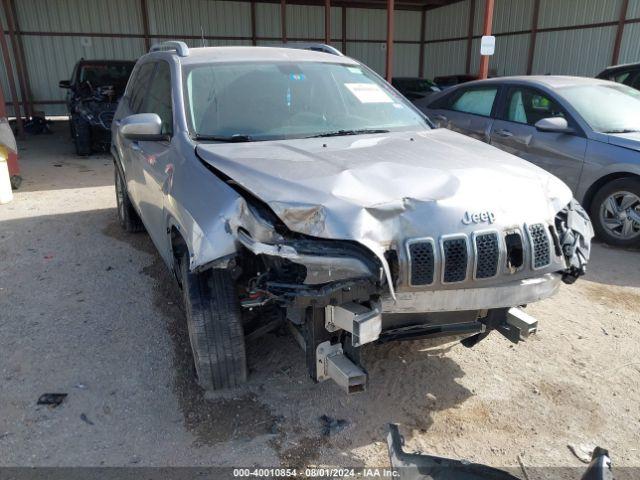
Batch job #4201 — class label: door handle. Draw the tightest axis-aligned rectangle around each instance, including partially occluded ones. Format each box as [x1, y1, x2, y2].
[495, 129, 513, 138]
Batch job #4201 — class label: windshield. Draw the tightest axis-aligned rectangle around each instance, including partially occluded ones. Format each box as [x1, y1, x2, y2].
[558, 83, 640, 133]
[79, 63, 134, 87]
[183, 61, 428, 141]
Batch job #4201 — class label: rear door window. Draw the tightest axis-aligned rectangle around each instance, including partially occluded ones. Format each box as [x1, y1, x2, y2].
[503, 87, 565, 126]
[449, 88, 498, 117]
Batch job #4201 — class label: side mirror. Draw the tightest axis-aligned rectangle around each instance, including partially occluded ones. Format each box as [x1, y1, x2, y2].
[119, 113, 165, 141]
[534, 117, 574, 134]
[59, 80, 71, 89]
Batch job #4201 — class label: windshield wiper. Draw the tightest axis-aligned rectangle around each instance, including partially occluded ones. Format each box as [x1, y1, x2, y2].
[193, 133, 253, 142]
[306, 128, 390, 138]
[603, 129, 640, 134]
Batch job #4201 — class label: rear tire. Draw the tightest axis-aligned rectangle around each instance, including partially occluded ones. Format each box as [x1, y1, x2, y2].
[114, 166, 144, 233]
[180, 253, 247, 392]
[73, 116, 91, 156]
[590, 177, 640, 248]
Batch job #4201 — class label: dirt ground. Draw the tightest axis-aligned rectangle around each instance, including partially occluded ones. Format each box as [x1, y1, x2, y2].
[1, 122, 639, 473]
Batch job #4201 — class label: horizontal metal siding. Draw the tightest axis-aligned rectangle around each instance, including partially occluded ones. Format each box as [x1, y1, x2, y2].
[537, 0, 621, 29]
[347, 8, 386, 40]
[619, 22, 640, 63]
[21, 35, 144, 114]
[394, 43, 420, 76]
[347, 42, 385, 75]
[426, 0, 469, 41]
[532, 26, 617, 76]
[423, 39, 466, 78]
[147, 0, 251, 37]
[395, 10, 421, 42]
[14, 0, 143, 34]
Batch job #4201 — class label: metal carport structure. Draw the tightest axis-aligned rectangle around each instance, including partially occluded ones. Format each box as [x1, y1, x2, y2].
[2, 0, 640, 132]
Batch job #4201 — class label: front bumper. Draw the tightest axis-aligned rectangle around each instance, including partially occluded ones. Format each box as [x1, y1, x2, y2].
[382, 273, 561, 313]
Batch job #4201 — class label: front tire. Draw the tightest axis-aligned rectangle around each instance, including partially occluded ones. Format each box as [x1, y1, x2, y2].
[590, 178, 640, 247]
[180, 253, 247, 392]
[114, 166, 144, 233]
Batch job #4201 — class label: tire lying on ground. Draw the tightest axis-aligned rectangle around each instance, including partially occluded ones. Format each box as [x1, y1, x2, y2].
[179, 252, 247, 392]
[590, 177, 640, 248]
[114, 166, 145, 233]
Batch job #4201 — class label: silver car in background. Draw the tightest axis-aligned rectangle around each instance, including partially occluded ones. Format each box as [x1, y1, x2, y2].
[423, 76, 640, 247]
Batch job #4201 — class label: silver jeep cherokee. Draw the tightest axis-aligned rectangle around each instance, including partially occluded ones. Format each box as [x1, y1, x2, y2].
[111, 42, 593, 393]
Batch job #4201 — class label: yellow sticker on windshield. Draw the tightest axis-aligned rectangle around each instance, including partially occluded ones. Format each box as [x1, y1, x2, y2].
[345, 83, 393, 103]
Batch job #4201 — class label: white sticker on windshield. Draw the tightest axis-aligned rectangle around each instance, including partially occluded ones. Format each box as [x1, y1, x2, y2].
[347, 67, 363, 74]
[345, 83, 393, 103]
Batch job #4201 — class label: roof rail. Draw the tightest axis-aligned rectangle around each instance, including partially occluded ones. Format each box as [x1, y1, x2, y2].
[149, 41, 189, 57]
[280, 43, 344, 56]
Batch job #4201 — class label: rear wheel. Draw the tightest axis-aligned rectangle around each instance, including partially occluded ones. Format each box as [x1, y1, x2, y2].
[114, 166, 144, 233]
[590, 177, 640, 247]
[180, 253, 247, 392]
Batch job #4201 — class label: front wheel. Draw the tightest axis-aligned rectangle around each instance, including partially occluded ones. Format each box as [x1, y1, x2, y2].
[180, 253, 247, 392]
[590, 178, 640, 247]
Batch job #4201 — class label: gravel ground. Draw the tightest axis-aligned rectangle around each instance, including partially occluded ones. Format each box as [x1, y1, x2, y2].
[1, 122, 639, 472]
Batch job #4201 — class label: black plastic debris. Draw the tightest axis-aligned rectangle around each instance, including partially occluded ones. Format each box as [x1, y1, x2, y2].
[37, 393, 67, 407]
[80, 413, 94, 425]
[319, 414, 349, 437]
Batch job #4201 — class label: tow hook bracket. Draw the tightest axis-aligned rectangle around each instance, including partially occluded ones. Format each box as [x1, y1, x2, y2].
[325, 302, 382, 347]
[498, 307, 538, 343]
[316, 341, 367, 394]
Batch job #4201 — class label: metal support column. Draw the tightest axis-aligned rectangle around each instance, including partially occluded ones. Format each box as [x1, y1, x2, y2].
[418, 7, 426, 78]
[251, 0, 257, 45]
[325, 0, 331, 45]
[140, 0, 151, 51]
[0, 19, 23, 135]
[465, 0, 475, 75]
[612, 0, 629, 65]
[281, 0, 287, 43]
[526, 0, 540, 75]
[478, 0, 494, 79]
[385, 0, 394, 82]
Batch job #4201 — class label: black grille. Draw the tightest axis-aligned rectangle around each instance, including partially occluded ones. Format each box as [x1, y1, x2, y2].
[409, 241, 434, 286]
[443, 238, 468, 283]
[529, 224, 550, 268]
[475, 232, 499, 279]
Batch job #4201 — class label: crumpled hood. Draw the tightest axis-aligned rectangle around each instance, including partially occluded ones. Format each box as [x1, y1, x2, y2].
[607, 132, 640, 152]
[196, 128, 571, 245]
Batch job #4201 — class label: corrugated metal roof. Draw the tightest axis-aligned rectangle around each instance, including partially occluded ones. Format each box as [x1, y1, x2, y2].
[532, 25, 617, 75]
[537, 0, 622, 29]
[147, 0, 251, 37]
[15, 0, 143, 34]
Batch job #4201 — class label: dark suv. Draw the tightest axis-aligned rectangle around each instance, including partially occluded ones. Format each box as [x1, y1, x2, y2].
[596, 62, 640, 91]
[60, 60, 135, 155]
